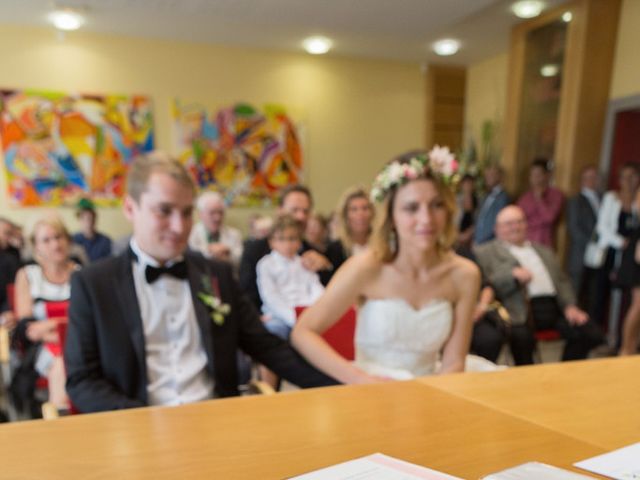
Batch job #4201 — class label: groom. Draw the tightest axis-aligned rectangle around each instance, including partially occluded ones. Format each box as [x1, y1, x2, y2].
[65, 152, 337, 413]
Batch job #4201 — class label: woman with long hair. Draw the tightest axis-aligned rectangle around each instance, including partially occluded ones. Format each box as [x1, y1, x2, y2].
[291, 148, 481, 382]
[334, 187, 374, 254]
[14, 216, 79, 410]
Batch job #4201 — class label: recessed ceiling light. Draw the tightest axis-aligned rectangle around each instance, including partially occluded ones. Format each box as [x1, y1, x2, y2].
[432, 39, 460, 56]
[303, 36, 333, 55]
[540, 64, 559, 77]
[48, 7, 85, 31]
[562, 11, 573, 22]
[511, 1, 545, 19]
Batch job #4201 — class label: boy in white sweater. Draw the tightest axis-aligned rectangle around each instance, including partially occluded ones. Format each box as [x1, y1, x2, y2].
[256, 215, 325, 340]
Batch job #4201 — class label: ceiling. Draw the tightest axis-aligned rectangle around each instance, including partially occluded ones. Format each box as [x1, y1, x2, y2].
[0, 0, 569, 64]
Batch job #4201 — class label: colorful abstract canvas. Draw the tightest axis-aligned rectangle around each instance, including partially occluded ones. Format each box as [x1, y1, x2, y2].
[0, 89, 154, 206]
[172, 100, 303, 206]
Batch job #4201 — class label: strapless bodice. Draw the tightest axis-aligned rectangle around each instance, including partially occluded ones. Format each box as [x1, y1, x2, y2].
[355, 298, 453, 379]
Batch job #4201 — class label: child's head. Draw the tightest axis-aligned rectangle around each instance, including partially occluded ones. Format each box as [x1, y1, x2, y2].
[268, 215, 303, 259]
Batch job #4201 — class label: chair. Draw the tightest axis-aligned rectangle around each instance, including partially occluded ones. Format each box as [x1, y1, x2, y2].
[6, 283, 15, 314]
[533, 328, 563, 363]
[295, 306, 357, 361]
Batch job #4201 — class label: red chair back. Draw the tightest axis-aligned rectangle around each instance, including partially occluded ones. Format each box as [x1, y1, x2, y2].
[295, 306, 357, 361]
[6, 283, 15, 314]
[535, 329, 562, 342]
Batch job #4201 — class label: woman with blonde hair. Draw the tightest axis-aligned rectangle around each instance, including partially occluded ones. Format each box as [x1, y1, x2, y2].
[291, 148, 482, 382]
[13, 216, 79, 411]
[325, 187, 375, 268]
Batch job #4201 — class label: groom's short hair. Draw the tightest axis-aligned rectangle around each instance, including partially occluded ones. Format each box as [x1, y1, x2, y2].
[126, 151, 195, 202]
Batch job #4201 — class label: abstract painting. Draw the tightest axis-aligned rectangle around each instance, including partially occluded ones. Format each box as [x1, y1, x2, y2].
[172, 100, 303, 206]
[0, 89, 154, 206]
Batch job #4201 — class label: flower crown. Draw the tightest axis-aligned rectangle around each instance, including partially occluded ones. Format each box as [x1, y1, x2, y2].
[370, 145, 459, 203]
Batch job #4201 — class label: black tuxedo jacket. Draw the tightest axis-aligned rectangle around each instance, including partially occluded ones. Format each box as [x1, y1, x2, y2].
[65, 249, 337, 413]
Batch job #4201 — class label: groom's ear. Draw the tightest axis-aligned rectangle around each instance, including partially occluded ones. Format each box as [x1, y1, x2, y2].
[122, 195, 137, 222]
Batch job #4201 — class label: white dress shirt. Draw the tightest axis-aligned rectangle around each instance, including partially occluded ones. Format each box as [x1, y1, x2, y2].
[256, 251, 325, 327]
[506, 241, 557, 298]
[130, 239, 213, 407]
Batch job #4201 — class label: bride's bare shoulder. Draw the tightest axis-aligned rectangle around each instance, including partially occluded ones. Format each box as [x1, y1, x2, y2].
[338, 249, 384, 279]
[448, 252, 480, 282]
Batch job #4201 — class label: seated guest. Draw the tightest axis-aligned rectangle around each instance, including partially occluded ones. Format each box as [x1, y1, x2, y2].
[72, 198, 112, 262]
[469, 284, 507, 363]
[473, 164, 510, 245]
[0, 249, 19, 329]
[517, 159, 565, 249]
[0, 217, 21, 263]
[474, 206, 602, 365]
[257, 215, 325, 341]
[326, 187, 374, 270]
[14, 217, 78, 410]
[189, 191, 242, 268]
[65, 152, 337, 413]
[305, 213, 330, 254]
[239, 185, 337, 310]
[454, 175, 478, 251]
[566, 165, 601, 300]
[248, 215, 274, 241]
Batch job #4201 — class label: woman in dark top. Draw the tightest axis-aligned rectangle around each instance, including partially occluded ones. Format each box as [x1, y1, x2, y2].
[619, 191, 640, 355]
[591, 163, 640, 330]
[455, 174, 478, 251]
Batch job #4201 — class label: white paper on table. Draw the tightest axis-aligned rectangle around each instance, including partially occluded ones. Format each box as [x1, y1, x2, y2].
[481, 461, 597, 479]
[288, 453, 462, 480]
[574, 442, 640, 479]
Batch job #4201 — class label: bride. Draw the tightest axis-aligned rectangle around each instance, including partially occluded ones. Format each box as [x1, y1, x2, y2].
[291, 147, 481, 383]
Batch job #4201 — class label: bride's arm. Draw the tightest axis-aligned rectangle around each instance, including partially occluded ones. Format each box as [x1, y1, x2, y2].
[291, 251, 382, 384]
[440, 258, 481, 374]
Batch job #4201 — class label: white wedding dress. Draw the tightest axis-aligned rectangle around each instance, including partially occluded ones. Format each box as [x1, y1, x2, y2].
[355, 298, 499, 380]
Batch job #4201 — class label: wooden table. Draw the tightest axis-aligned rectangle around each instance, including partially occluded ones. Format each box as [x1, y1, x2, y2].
[0, 381, 605, 479]
[420, 356, 640, 450]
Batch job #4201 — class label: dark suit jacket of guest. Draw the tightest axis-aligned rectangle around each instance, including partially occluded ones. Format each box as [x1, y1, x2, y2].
[473, 188, 510, 245]
[473, 240, 576, 326]
[0, 251, 19, 312]
[65, 249, 337, 413]
[566, 192, 598, 287]
[239, 238, 338, 310]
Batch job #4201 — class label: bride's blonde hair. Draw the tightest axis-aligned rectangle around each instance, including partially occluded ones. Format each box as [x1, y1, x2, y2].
[369, 150, 457, 262]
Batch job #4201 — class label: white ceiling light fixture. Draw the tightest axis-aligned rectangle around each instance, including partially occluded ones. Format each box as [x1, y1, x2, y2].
[562, 11, 573, 22]
[511, 1, 545, 19]
[303, 36, 333, 55]
[432, 39, 460, 56]
[540, 64, 559, 77]
[48, 7, 85, 31]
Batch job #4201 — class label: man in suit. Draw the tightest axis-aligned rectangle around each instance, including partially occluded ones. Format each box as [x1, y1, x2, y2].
[239, 185, 336, 310]
[65, 152, 337, 413]
[566, 165, 600, 299]
[474, 206, 602, 364]
[473, 164, 510, 245]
